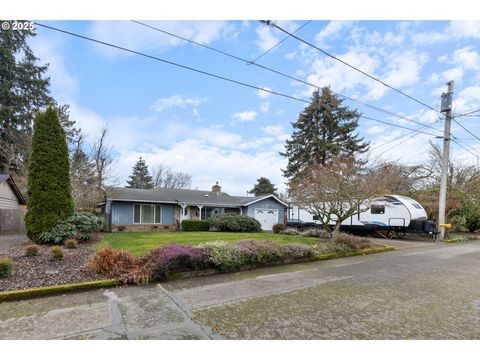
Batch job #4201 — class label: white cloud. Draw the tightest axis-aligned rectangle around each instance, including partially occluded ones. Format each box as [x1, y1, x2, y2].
[315, 21, 354, 46]
[260, 102, 270, 113]
[231, 110, 258, 122]
[453, 47, 480, 70]
[254, 26, 280, 52]
[116, 139, 287, 194]
[257, 87, 272, 98]
[89, 20, 235, 58]
[151, 95, 207, 112]
[262, 125, 284, 136]
[367, 125, 386, 134]
[382, 50, 428, 88]
[441, 68, 464, 83]
[28, 34, 78, 102]
[413, 21, 480, 45]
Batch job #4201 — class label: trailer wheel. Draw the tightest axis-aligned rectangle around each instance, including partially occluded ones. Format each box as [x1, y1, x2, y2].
[395, 230, 406, 239]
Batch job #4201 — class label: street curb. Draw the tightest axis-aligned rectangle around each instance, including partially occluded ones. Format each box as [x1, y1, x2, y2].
[167, 245, 395, 281]
[0, 246, 394, 301]
[0, 279, 119, 302]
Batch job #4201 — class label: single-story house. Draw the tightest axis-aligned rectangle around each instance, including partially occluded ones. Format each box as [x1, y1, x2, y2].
[101, 182, 287, 232]
[0, 173, 27, 234]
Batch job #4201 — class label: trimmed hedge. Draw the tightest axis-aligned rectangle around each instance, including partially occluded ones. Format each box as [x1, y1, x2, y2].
[182, 220, 209, 231]
[208, 214, 262, 232]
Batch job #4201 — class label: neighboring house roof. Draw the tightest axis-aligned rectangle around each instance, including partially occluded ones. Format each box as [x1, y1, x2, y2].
[0, 174, 26, 205]
[104, 186, 286, 207]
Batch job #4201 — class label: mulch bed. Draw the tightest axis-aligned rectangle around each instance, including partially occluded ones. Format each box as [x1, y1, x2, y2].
[0, 242, 103, 292]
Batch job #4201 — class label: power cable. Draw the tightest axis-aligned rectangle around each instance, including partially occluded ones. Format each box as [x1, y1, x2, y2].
[35, 22, 311, 105]
[248, 20, 312, 64]
[131, 20, 444, 135]
[262, 20, 438, 112]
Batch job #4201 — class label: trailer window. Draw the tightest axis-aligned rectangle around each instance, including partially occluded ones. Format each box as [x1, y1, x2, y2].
[411, 202, 422, 209]
[371, 205, 385, 214]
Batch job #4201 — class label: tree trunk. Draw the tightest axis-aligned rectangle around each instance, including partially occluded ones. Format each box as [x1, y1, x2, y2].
[331, 221, 342, 240]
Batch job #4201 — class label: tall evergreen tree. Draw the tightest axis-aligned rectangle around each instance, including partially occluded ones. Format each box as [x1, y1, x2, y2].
[126, 157, 154, 189]
[0, 25, 79, 194]
[248, 177, 278, 196]
[281, 87, 369, 179]
[25, 107, 74, 242]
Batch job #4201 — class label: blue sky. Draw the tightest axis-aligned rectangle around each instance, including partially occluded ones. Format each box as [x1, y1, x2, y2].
[27, 20, 480, 194]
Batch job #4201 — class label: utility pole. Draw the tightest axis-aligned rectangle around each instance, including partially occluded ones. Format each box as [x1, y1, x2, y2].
[438, 80, 454, 241]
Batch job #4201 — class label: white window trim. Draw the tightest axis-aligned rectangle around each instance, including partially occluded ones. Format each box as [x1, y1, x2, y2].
[133, 203, 162, 224]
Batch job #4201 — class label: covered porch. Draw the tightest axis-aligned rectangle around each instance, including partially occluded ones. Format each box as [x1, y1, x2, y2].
[178, 203, 241, 222]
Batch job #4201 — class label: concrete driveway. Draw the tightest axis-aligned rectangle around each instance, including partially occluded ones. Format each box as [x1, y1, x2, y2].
[1, 239, 480, 339]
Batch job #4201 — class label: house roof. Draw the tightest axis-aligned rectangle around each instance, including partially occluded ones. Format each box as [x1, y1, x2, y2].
[104, 186, 286, 207]
[0, 173, 26, 205]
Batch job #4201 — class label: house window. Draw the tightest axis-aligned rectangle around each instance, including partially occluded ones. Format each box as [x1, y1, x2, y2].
[371, 205, 385, 214]
[133, 204, 162, 224]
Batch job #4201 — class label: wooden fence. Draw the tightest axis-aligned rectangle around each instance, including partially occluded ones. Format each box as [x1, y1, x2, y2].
[0, 207, 26, 234]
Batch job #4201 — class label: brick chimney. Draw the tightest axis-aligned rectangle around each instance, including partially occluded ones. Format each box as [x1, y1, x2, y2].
[212, 181, 221, 195]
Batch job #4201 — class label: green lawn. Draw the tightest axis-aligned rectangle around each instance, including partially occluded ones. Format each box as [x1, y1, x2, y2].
[98, 231, 319, 256]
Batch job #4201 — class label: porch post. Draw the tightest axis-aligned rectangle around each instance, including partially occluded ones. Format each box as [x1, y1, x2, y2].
[197, 205, 204, 220]
[179, 202, 188, 221]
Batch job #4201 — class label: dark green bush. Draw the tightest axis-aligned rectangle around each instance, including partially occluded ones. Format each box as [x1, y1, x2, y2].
[38, 221, 76, 244]
[65, 239, 78, 249]
[25, 244, 41, 257]
[208, 214, 262, 232]
[182, 220, 209, 231]
[25, 107, 74, 243]
[67, 212, 102, 240]
[272, 223, 286, 234]
[0, 258, 13, 278]
[50, 246, 65, 261]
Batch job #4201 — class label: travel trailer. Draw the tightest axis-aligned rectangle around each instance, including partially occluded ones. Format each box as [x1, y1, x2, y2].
[288, 195, 436, 238]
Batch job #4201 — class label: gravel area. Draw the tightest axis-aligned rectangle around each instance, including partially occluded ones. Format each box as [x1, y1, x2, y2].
[0, 242, 102, 292]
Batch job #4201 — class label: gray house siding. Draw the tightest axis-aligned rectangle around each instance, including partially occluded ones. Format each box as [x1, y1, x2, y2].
[245, 198, 285, 224]
[111, 201, 175, 225]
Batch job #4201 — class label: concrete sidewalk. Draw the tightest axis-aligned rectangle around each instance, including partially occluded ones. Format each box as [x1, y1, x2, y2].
[0, 284, 219, 340]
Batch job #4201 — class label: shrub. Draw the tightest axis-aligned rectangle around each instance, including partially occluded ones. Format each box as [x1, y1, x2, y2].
[67, 212, 101, 240]
[208, 214, 262, 232]
[327, 233, 373, 252]
[280, 228, 300, 235]
[234, 239, 284, 264]
[89, 248, 149, 284]
[50, 246, 65, 261]
[0, 258, 13, 278]
[272, 224, 287, 234]
[300, 228, 329, 238]
[282, 243, 314, 259]
[38, 221, 76, 244]
[146, 244, 208, 279]
[25, 244, 41, 257]
[182, 220, 209, 231]
[65, 239, 78, 249]
[200, 241, 247, 271]
[25, 107, 74, 243]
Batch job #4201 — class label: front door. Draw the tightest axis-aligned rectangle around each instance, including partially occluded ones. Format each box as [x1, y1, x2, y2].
[254, 208, 279, 231]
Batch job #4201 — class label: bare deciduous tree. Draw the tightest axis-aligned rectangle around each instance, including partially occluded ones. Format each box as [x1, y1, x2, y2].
[92, 127, 115, 188]
[151, 164, 192, 189]
[288, 158, 382, 238]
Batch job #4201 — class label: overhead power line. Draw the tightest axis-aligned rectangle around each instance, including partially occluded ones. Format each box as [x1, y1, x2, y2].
[131, 20, 444, 135]
[454, 109, 480, 118]
[262, 20, 438, 113]
[34, 22, 311, 105]
[452, 118, 480, 143]
[248, 20, 312, 64]
[36, 22, 461, 152]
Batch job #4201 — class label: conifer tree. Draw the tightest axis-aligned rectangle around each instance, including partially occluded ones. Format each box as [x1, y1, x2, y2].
[248, 177, 278, 196]
[281, 87, 369, 179]
[25, 107, 74, 242]
[126, 157, 154, 189]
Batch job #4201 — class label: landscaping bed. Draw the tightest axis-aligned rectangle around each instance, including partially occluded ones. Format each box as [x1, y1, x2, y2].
[0, 242, 102, 292]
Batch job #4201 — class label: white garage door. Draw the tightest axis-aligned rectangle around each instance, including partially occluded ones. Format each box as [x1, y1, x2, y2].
[254, 208, 279, 231]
